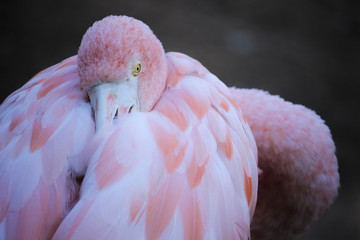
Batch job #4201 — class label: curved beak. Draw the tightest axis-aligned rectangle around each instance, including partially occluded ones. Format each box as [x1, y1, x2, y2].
[88, 81, 138, 132]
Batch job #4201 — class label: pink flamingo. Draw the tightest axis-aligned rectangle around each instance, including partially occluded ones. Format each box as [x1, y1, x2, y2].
[0, 16, 338, 239]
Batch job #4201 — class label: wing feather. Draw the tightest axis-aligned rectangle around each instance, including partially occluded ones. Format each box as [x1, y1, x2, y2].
[53, 52, 258, 240]
[0, 56, 94, 239]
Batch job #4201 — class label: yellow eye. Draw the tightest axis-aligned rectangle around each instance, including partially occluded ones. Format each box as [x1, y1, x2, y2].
[132, 63, 142, 76]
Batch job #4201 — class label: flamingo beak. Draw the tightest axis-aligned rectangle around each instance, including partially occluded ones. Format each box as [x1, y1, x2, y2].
[88, 81, 138, 132]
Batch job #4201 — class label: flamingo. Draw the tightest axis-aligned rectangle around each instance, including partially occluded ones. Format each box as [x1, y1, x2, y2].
[0, 15, 338, 239]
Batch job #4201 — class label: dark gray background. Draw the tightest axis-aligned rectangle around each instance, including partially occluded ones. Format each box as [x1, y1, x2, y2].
[1, 0, 359, 239]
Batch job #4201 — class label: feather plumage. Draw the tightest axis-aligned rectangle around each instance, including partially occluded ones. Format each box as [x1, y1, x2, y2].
[0, 15, 338, 240]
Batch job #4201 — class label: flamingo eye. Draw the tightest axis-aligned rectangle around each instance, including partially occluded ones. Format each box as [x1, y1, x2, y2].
[132, 63, 142, 76]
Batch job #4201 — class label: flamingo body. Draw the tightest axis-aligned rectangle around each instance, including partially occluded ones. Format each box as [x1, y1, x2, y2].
[0, 15, 339, 240]
[0, 52, 258, 239]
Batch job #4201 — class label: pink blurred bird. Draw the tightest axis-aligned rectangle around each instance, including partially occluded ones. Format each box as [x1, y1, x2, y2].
[0, 16, 338, 240]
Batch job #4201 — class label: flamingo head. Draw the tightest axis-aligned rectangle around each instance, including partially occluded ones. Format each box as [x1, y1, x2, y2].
[78, 15, 167, 131]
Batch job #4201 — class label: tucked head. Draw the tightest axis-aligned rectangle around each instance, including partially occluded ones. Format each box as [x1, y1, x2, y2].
[78, 15, 167, 131]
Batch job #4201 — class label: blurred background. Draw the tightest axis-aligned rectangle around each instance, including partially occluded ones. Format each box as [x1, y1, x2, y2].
[1, 0, 359, 239]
